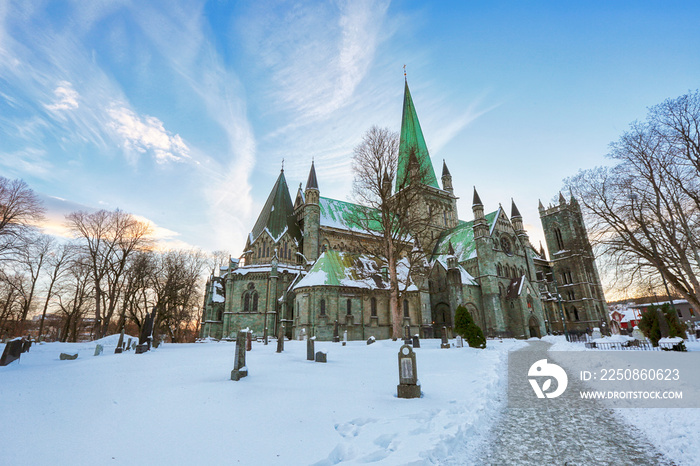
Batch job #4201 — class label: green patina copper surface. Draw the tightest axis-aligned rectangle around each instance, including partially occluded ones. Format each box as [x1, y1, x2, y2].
[432, 211, 498, 262]
[396, 80, 439, 191]
[295, 250, 386, 289]
[251, 170, 301, 242]
[319, 197, 382, 233]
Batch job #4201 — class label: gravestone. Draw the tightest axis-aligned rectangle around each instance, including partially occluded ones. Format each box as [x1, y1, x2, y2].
[315, 351, 327, 363]
[21, 338, 31, 353]
[115, 327, 125, 354]
[455, 335, 463, 348]
[126, 338, 132, 351]
[333, 320, 340, 343]
[0, 339, 23, 366]
[138, 309, 155, 351]
[246, 332, 252, 351]
[404, 325, 412, 345]
[440, 326, 450, 349]
[94, 344, 104, 356]
[632, 326, 646, 342]
[307, 336, 316, 361]
[342, 330, 347, 347]
[231, 330, 248, 381]
[591, 327, 602, 340]
[276, 324, 285, 353]
[135, 344, 148, 354]
[299, 328, 307, 341]
[131, 341, 136, 350]
[367, 336, 376, 345]
[397, 345, 421, 399]
[412, 335, 420, 348]
[60, 353, 78, 360]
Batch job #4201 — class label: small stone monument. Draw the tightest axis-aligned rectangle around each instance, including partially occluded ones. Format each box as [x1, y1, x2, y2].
[404, 325, 412, 345]
[60, 353, 78, 360]
[342, 330, 347, 346]
[591, 327, 602, 340]
[397, 345, 421, 399]
[455, 335, 463, 348]
[632, 326, 646, 342]
[0, 339, 23, 366]
[307, 336, 316, 361]
[21, 338, 31, 353]
[333, 320, 340, 343]
[126, 338, 132, 351]
[315, 351, 327, 363]
[299, 327, 307, 341]
[367, 336, 376, 345]
[115, 327, 125, 354]
[94, 344, 104, 356]
[276, 324, 285, 353]
[412, 334, 420, 348]
[231, 330, 248, 381]
[440, 326, 450, 349]
[246, 332, 252, 351]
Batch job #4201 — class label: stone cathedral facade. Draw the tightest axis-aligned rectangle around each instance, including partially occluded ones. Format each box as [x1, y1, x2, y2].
[200, 81, 608, 341]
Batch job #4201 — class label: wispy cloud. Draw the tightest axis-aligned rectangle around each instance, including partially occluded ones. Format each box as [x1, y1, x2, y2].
[0, 147, 54, 180]
[106, 103, 191, 164]
[44, 81, 79, 111]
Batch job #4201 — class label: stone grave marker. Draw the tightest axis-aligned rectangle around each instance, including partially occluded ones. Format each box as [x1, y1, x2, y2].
[246, 332, 252, 351]
[315, 351, 327, 363]
[115, 327, 125, 354]
[412, 334, 420, 348]
[440, 326, 450, 349]
[126, 338, 132, 351]
[276, 324, 285, 353]
[632, 326, 646, 342]
[404, 325, 412, 345]
[367, 336, 375, 345]
[0, 339, 24, 366]
[397, 345, 421, 399]
[94, 344, 104, 356]
[591, 327, 602, 340]
[307, 336, 316, 361]
[342, 330, 347, 346]
[231, 330, 248, 381]
[60, 353, 78, 360]
[455, 335, 464, 348]
[21, 338, 31, 353]
[299, 327, 306, 341]
[333, 320, 340, 343]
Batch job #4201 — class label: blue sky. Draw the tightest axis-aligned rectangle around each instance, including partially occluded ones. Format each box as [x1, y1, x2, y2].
[1, 0, 698, 255]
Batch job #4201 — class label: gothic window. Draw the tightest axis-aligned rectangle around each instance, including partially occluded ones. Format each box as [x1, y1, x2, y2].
[403, 299, 409, 318]
[527, 297, 533, 309]
[347, 299, 352, 316]
[570, 306, 580, 321]
[244, 293, 250, 312]
[371, 297, 377, 317]
[497, 264, 503, 277]
[554, 227, 564, 251]
[266, 244, 270, 257]
[319, 299, 326, 316]
[443, 211, 447, 226]
[243, 283, 258, 313]
[217, 308, 223, 321]
[253, 293, 258, 312]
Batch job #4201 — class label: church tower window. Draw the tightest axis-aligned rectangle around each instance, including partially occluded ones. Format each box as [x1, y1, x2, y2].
[403, 299, 409, 318]
[347, 299, 352, 315]
[554, 227, 564, 251]
[371, 297, 377, 317]
[319, 299, 326, 316]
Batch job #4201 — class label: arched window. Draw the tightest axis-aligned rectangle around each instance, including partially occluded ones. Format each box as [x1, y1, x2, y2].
[554, 227, 564, 251]
[243, 283, 258, 313]
[403, 299, 409, 318]
[253, 292, 258, 312]
[346, 299, 352, 316]
[244, 293, 250, 312]
[371, 297, 377, 317]
[217, 308, 223, 321]
[497, 264, 503, 277]
[319, 299, 326, 316]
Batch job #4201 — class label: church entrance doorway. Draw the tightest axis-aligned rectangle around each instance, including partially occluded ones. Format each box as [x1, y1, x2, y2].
[433, 302, 452, 335]
[528, 314, 541, 338]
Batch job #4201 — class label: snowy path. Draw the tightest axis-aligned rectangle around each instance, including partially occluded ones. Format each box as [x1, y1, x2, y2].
[473, 341, 674, 466]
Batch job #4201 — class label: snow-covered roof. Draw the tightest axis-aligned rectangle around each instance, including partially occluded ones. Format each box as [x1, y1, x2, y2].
[293, 250, 417, 291]
[230, 264, 305, 276]
[319, 197, 380, 234]
[212, 281, 225, 303]
[432, 257, 479, 286]
[432, 211, 498, 263]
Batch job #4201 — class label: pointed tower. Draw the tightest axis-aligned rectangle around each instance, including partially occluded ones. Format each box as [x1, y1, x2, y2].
[395, 80, 439, 191]
[393, 79, 458, 253]
[472, 187, 488, 239]
[510, 199, 528, 243]
[248, 168, 301, 265]
[303, 161, 321, 263]
[441, 160, 453, 193]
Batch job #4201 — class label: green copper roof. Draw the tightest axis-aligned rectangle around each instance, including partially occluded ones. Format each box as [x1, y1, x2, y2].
[293, 250, 387, 289]
[432, 211, 498, 262]
[319, 197, 382, 233]
[396, 80, 439, 190]
[250, 170, 301, 243]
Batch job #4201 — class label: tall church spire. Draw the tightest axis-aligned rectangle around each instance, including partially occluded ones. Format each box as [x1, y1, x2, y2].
[306, 160, 318, 190]
[395, 80, 439, 191]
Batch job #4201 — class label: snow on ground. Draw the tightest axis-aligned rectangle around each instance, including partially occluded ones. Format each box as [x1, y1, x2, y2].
[544, 335, 700, 465]
[0, 337, 525, 465]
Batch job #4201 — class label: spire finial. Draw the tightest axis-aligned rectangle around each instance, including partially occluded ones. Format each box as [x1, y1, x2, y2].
[281, 158, 284, 172]
[403, 64, 406, 81]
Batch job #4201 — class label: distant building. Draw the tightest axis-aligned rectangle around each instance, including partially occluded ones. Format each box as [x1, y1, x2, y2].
[200, 80, 608, 341]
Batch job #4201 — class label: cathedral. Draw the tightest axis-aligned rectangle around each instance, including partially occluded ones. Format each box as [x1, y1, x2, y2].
[200, 80, 609, 341]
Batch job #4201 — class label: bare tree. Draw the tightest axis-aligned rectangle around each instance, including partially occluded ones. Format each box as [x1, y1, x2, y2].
[350, 126, 436, 340]
[0, 177, 45, 260]
[55, 254, 94, 342]
[66, 209, 153, 338]
[566, 90, 700, 310]
[37, 242, 74, 340]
